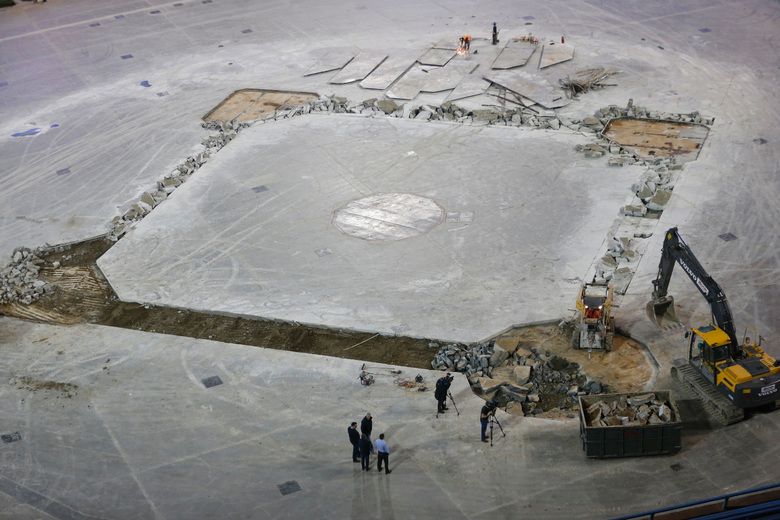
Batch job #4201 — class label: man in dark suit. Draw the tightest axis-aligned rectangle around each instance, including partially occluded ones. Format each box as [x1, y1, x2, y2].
[435, 373, 453, 413]
[360, 413, 372, 437]
[348, 422, 360, 463]
[359, 433, 374, 471]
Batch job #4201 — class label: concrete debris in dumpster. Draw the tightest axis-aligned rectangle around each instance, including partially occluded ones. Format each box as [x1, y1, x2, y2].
[586, 392, 674, 427]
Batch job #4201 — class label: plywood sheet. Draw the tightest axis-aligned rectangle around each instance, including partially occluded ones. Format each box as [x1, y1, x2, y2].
[603, 118, 709, 162]
[203, 89, 319, 123]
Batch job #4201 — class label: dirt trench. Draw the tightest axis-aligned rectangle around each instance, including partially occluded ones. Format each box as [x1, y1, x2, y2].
[0, 237, 436, 369]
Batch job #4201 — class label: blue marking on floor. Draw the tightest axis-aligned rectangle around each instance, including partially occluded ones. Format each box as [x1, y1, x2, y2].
[12, 128, 41, 137]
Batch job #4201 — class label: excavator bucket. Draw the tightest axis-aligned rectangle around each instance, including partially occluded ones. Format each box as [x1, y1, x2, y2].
[647, 295, 680, 328]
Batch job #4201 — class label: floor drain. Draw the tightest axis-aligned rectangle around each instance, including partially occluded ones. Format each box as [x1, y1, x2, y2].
[718, 233, 737, 242]
[201, 375, 223, 389]
[277, 481, 301, 496]
[2, 432, 22, 443]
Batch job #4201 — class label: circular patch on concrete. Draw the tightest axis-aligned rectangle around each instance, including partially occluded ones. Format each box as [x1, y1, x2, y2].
[333, 193, 444, 241]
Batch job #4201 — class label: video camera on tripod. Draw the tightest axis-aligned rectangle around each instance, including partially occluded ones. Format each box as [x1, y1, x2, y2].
[483, 400, 506, 446]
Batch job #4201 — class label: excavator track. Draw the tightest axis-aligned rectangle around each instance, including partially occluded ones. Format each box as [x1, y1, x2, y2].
[671, 362, 744, 426]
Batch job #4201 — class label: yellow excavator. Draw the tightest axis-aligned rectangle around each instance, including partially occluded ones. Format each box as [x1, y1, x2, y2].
[648, 227, 780, 424]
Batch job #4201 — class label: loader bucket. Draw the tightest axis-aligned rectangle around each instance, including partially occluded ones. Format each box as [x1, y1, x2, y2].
[647, 295, 680, 328]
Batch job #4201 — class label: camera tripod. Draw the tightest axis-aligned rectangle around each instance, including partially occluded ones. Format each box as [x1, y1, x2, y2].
[435, 392, 460, 418]
[488, 412, 506, 447]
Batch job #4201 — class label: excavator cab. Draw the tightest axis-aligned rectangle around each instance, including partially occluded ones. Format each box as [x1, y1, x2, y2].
[687, 325, 732, 383]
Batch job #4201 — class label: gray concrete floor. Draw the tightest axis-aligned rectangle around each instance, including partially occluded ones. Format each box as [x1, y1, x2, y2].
[98, 116, 635, 342]
[2, 0, 780, 517]
[3, 317, 779, 520]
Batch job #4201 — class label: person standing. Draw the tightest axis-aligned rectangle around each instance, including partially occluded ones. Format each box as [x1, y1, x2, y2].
[359, 433, 374, 471]
[375, 433, 391, 474]
[348, 422, 361, 463]
[492, 22, 499, 45]
[480, 402, 494, 442]
[435, 373, 453, 413]
[361, 413, 373, 437]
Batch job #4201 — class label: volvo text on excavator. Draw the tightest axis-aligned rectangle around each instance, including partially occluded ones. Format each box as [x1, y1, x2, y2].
[648, 227, 780, 424]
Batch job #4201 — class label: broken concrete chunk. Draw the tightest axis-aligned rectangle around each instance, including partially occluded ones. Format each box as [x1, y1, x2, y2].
[512, 365, 532, 385]
[415, 110, 432, 121]
[645, 189, 672, 211]
[627, 393, 655, 407]
[621, 204, 647, 217]
[489, 345, 509, 367]
[637, 184, 655, 199]
[582, 116, 601, 127]
[376, 99, 399, 114]
[472, 109, 500, 123]
[140, 192, 156, 207]
[475, 377, 504, 394]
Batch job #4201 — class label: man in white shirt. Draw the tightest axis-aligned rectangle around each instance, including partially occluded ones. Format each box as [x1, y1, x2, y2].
[374, 433, 392, 474]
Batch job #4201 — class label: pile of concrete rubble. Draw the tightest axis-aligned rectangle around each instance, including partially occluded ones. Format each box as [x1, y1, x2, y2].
[262, 94, 566, 130]
[108, 120, 249, 240]
[585, 392, 675, 427]
[431, 340, 606, 416]
[0, 247, 51, 305]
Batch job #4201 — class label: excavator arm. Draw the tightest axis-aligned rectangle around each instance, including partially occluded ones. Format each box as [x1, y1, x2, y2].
[648, 227, 739, 357]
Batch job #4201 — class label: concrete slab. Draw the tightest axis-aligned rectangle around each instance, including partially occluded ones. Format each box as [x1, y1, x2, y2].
[417, 48, 455, 66]
[491, 40, 538, 69]
[539, 42, 575, 69]
[304, 52, 355, 77]
[445, 73, 490, 102]
[484, 69, 570, 109]
[97, 115, 636, 342]
[387, 61, 477, 100]
[329, 52, 388, 84]
[358, 54, 416, 90]
[3, 318, 780, 519]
